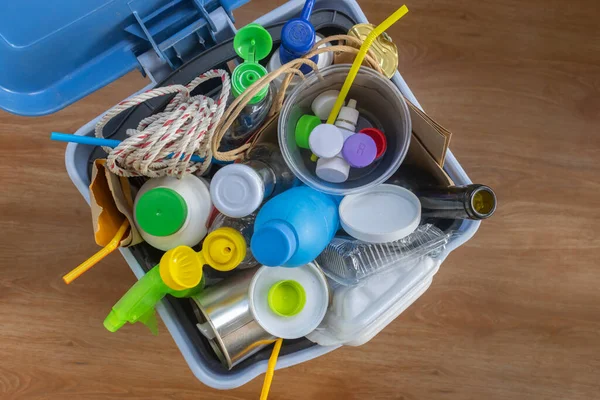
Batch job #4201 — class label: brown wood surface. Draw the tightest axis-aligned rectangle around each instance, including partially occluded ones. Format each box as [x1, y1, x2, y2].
[1, 0, 599, 398]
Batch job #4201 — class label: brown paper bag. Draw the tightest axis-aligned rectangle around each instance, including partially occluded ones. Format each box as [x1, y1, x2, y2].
[89, 160, 143, 247]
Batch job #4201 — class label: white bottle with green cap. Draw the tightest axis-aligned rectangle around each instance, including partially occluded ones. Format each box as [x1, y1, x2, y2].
[134, 175, 212, 251]
[220, 24, 274, 151]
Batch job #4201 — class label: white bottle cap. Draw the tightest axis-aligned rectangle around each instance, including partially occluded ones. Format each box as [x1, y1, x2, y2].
[311, 90, 341, 121]
[210, 164, 265, 218]
[316, 155, 350, 183]
[335, 99, 359, 132]
[309, 124, 345, 159]
[248, 263, 329, 339]
[339, 184, 421, 243]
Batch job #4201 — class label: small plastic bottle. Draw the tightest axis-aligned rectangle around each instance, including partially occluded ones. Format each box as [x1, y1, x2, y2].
[315, 100, 362, 183]
[220, 24, 274, 151]
[266, 0, 334, 91]
[134, 175, 212, 251]
[251, 186, 340, 268]
[334, 99, 359, 140]
[210, 143, 297, 218]
[208, 212, 259, 270]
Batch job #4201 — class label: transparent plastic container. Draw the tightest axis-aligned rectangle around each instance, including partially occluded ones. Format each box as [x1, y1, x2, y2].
[307, 256, 441, 347]
[317, 224, 450, 286]
[278, 65, 411, 196]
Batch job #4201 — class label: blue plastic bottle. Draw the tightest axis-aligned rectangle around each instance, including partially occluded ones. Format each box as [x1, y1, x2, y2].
[251, 186, 340, 268]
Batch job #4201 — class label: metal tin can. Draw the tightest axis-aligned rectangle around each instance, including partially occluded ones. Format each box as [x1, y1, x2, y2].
[190, 269, 276, 369]
[334, 23, 399, 79]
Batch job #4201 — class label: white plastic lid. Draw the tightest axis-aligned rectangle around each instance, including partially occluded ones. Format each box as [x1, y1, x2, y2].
[339, 184, 421, 243]
[311, 90, 341, 121]
[210, 164, 265, 218]
[334, 99, 359, 132]
[316, 156, 350, 183]
[249, 263, 329, 339]
[309, 124, 344, 158]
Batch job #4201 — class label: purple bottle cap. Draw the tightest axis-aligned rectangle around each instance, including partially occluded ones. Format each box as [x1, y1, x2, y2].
[342, 133, 377, 168]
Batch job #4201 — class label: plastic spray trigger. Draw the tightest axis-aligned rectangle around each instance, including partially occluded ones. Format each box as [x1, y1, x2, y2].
[138, 309, 159, 335]
[103, 228, 246, 334]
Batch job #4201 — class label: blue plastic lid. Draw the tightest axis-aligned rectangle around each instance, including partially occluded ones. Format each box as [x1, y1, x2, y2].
[251, 220, 298, 267]
[0, 0, 249, 116]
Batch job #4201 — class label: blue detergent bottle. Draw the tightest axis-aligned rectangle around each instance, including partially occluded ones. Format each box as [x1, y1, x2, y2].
[251, 186, 340, 268]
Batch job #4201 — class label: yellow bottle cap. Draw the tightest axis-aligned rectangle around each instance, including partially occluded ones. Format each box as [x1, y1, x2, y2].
[159, 246, 204, 291]
[202, 227, 247, 272]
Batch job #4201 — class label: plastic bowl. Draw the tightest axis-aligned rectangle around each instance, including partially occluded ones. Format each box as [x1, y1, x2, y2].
[278, 65, 411, 195]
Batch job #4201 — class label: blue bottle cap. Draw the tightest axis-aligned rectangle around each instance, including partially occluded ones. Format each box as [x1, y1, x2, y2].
[281, 18, 316, 58]
[251, 220, 298, 267]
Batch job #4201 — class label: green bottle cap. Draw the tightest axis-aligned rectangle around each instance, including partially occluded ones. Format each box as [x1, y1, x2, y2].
[232, 23, 273, 104]
[295, 114, 321, 149]
[135, 188, 188, 237]
[268, 280, 306, 317]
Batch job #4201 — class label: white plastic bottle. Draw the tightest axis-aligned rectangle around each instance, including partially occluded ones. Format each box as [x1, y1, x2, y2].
[134, 175, 212, 251]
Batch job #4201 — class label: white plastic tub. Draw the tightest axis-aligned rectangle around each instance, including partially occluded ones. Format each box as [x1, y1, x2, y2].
[65, 0, 480, 389]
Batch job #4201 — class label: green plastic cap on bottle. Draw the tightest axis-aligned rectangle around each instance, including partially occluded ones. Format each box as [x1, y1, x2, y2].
[135, 188, 188, 237]
[232, 23, 273, 104]
[268, 280, 307, 317]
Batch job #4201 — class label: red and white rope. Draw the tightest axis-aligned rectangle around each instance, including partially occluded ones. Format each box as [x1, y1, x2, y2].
[95, 69, 231, 178]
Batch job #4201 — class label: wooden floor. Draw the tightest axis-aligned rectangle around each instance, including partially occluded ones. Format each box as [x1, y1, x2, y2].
[1, 0, 599, 398]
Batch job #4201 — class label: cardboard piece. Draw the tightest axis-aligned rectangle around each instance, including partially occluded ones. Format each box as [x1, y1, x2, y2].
[403, 97, 452, 167]
[405, 134, 454, 187]
[89, 160, 143, 248]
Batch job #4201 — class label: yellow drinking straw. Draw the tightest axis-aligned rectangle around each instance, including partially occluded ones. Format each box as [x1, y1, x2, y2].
[326, 5, 409, 125]
[259, 338, 284, 400]
[63, 219, 130, 284]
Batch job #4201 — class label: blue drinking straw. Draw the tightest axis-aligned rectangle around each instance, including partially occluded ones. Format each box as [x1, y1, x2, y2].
[50, 132, 229, 164]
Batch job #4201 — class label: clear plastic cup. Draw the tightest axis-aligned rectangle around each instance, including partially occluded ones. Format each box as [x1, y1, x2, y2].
[278, 65, 411, 195]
